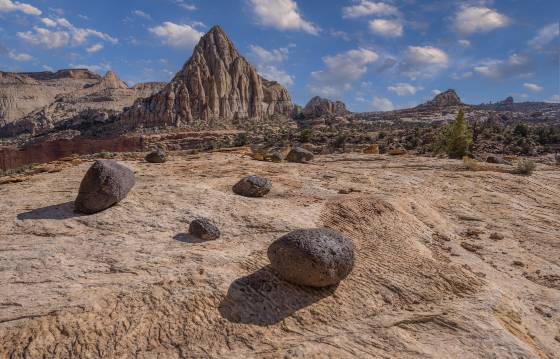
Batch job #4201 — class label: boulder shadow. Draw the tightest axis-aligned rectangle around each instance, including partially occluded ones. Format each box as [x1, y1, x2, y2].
[219, 266, 337, 326]
[17, 201, 83, 220]
[173, 233, 206, 244]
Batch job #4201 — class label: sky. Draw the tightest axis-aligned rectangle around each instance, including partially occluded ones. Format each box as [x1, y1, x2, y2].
[0, 0, 559, 111]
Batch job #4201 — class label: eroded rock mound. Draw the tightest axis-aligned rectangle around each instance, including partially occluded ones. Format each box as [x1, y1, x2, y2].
[145, 149, 166, 163]
[75, 160, 135, 214]
[232, 175, 272, 197]
[268, 228, 355, 287]
[421, 89, 462, 108]
[118, 26, 293, 131]
[189, 218, 221, 240]
[286, 147, 314, 163]
[302, 96, 349, 118]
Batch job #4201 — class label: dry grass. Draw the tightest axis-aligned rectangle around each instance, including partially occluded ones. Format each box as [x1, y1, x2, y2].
[462, 157, 509, 173]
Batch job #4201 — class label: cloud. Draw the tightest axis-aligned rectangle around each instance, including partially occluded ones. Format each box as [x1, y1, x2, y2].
[0, 0, 41, 16]
[248, 45, 294, 86]
[149, 22, 203, 49]
[474, 53, 531, 80]
[309, 48, 378, 97]
[175, 0, 197, 11]
[369, 19, 403, 37]
[70, 62, 111, 74]
[454, 6, 510, 35]
[132, 10, 152, 20]
[342, 1, 400, 18]
[371, 96, 394, 111]
[528, 22, 559, 49]
[451, 71, 473, 80]
[549, 94, 560, 103]
[7, 50, 32, 61]
[388, 83, 423, 96]
[400, 45, 449, 79]
[523, 83, 543, 92]
[18, 18, 118, 49]
[432, 89, 442, 96]
[458, 39, 471, 47]
[249, 0, 319, 35]
[86, 43, 103, 53]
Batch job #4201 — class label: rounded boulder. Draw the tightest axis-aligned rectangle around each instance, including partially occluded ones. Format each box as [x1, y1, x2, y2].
[286, 147, 314, 163]
[145, 149, 166, 163]
[75, 160, 135, 214]
[189, 218, 221, 241]
[267, 228, 355, 287]
[232, 175, 272, 198]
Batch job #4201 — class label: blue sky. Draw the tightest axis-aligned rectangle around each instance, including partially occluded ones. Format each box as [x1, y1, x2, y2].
[0, 0, 559, 111]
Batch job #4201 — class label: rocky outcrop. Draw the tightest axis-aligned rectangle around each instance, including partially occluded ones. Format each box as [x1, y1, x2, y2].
[0, 69, 102, 126]
[189, 218, 221, 241]
[232, 175, 272, 197]
[302, 96, 349, 118]
[118, 26, 293, 131]
[420, 89, 463, 108]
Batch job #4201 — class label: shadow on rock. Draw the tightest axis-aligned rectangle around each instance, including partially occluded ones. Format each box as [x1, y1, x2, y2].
[219, 266, 337, 326]
[17, 201, 82, 220]
[173, 233, 206, 244]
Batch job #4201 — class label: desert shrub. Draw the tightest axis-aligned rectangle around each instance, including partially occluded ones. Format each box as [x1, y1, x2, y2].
[97, 151, 115, 159]
[334, 132, 348, 149]
[437, 108, 473, 158]
[300, 128, 314, 143]
[234, 132, 249, 146]
[513, 123, 529, 138]
[515, 159, 536, 175]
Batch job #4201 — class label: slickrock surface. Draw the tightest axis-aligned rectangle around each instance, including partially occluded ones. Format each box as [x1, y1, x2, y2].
[0, 153, 559, 358]
[118, 26, 293, 131]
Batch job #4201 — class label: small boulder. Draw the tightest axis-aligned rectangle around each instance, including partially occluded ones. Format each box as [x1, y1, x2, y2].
[232, 175, 272, 197]
[286, 147, 314, 163]
[189, 218, 221, 241]
[75, 160, 135, 214]
[486, 155, 511, 165]
[145, 149, 166, 163]
[363, 144, 379, 155]
[271, 151, 284, 163]
[267, 228, 355, 287]
[388, 148, 407, 156]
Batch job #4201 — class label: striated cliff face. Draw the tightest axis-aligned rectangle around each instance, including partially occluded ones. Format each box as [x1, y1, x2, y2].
[119, 26, 293, 130]
[0, 70, 102, 126]
[302, 96, 349, 118]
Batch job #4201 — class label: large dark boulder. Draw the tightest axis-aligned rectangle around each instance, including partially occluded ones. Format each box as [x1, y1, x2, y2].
[189, 218, 221, 241]
[232, 176, 272, 198]
[267, 228, 355, 287]
[145, 149, 166, 163]
[286, 147, 314, 163]
[75, 160, 135, 214]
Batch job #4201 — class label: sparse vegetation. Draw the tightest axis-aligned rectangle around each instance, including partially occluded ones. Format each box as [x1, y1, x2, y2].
[300, 128, 314, 143]
[514, 159, 536, 175]
[437, 109, 473, 158]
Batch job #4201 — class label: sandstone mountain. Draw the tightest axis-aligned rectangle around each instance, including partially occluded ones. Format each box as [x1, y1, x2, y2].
[0, 69, 102, 126]
[0, 71, 164, 139]
[118, 26, 293, 131]
[419, 89, 463, 108]
[302, 96, 349, 118]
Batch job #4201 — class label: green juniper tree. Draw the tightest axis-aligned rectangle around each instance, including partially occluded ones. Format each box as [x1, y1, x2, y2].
[438, 108, 473, 158]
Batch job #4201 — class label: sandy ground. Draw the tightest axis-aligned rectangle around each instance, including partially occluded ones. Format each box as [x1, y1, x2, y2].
[0, 152, 559, 358]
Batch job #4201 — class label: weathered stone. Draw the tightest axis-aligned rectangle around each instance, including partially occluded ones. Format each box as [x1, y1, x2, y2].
[232, 175, 272, 197]
[286, 147, 314, 163]
[75, 160, 135, 214]
[363, 144, 379, 154]
[189, 218, 221, 240]
[145, 149, 166, 163]
[118, 26, 293, 131]
[388, 148, 407, 156]
[303, 96, 348, 118]
[420, 89, 462, 108]
[267, 228, 355, 287]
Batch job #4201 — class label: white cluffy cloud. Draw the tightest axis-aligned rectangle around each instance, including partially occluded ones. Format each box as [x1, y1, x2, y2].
[132, 10, 152, 20]
[248, 45, 294, 86]
[388, 83, 423, 96]
[400, 45, 448, 79]
[549, 95, 560, 103]
[523, 83, 543, 92]
[474, 54, 531, 80]
[454, 6, 510, 35]
[0, 0, 41, 16]
[369, 19, 403, 37]
[371, 96, 394, 111]
[342, 1, 400, 18]
[8, 50, 33, 61]
[528, 22, 559, 49]
[18, 18, 118, 49]
[86, 43, 103, 53]
[309, 48, 378, 97]
[249, 0, 319, 35]
[149, 22, 203, 49]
